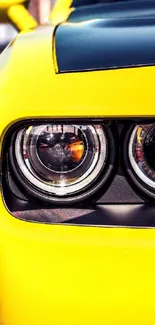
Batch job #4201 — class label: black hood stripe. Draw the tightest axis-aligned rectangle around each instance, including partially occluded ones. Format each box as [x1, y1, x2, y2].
[55, 0, 155, 73]
[69, 0, 155, 22]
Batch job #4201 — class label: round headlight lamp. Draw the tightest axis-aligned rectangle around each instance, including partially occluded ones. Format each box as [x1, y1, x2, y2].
[9, 123, 115, 204]
[127, 123, 155, 197]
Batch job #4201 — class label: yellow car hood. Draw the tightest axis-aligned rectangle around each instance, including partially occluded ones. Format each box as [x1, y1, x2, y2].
[0, 23, 155, 136]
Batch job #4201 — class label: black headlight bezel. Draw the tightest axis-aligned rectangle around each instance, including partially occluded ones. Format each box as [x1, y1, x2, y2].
[123, 123, 155, 200]
[4, 118, 155, 226]
[7, 119, 116, 205]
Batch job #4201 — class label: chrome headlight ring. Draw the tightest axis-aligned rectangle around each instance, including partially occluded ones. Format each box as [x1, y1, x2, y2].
[9, 122, 115, 205]
[124, 123, 155, 199]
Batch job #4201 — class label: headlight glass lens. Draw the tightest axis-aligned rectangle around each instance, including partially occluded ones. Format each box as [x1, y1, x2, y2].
[14, 124, 108, 197]
[129, 124, 155, 190]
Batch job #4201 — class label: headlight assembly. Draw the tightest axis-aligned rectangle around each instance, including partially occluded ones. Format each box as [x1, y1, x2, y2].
[126, 123, 155, 198]
[9, 123, 115, 204]
[4, 119, 155, 226]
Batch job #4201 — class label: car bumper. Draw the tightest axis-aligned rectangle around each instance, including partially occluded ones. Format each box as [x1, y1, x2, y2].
[0, 194, 155, 325]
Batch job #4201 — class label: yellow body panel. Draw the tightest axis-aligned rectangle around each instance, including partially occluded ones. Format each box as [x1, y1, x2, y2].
[0, 7, 155, 325]
[1, 200, 155, 325]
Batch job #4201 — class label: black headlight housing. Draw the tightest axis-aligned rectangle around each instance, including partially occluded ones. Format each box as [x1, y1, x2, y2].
[3, 118, 155, 227]
[7, 121, 116, 205]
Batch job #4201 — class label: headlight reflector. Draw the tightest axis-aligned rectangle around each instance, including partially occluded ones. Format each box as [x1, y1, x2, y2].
[10, 123, 113, 203]
[128, 124, 155, 193]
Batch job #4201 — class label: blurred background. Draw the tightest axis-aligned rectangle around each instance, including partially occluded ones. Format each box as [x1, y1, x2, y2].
[0, 0, 54, 53]
[0, 7, 16, 52]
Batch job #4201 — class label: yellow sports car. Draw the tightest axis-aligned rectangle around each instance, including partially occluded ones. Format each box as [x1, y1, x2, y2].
[1, 0, 155, 324]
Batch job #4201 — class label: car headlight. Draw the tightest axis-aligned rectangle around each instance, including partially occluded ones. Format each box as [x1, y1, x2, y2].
[9, 123, 115, 204]
[127, 123, 155, 197]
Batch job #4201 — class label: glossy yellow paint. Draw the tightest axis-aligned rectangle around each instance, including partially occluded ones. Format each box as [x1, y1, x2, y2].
[1, 199, 155, 325]
[1, 16, 155, 325]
